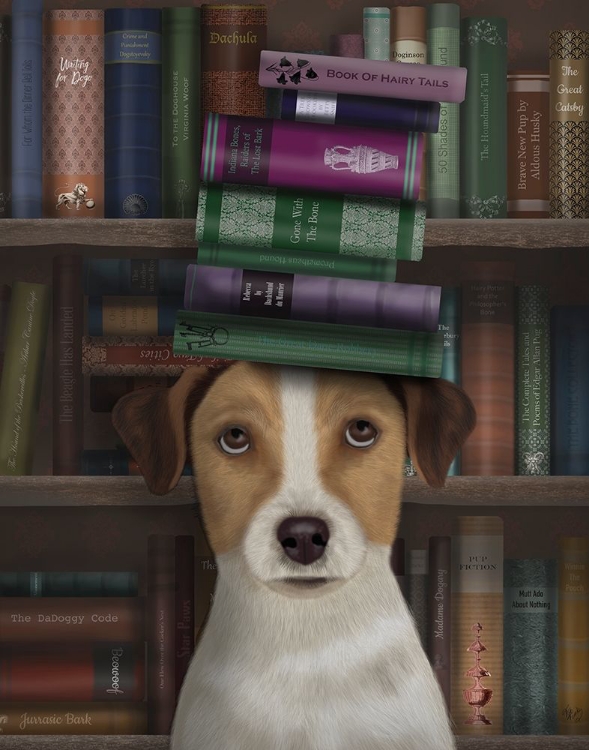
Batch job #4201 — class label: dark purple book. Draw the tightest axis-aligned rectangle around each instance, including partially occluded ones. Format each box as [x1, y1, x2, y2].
[281, 90, 440, 133]
[185, 264, 440, 332]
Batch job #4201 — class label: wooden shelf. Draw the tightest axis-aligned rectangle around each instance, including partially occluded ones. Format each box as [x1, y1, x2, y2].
[0, 736, 587, 749]
[0, 218, 588, 249]
[0, 475, 587, 507]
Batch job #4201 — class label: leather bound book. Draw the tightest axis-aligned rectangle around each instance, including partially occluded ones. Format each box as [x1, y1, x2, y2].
[461, 261, 515, 475]
[0, 16, 10, 218]
[42, 10, 104, 218]
[201, 4, 267, 119]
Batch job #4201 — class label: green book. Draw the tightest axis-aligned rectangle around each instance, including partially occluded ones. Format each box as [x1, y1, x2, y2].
[196, 182, 426, 262]
[427, 3, 461, 218]
[197, 242, 397, 282]
[162, 7, 201, 218]
[0, 282, 51, 475]
[173, 311, 443, 376]
[515, 285, 551, 475]
[460, 17, 508, 218]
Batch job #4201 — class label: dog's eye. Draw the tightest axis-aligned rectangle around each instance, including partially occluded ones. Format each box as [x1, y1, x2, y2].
[345, 420, 378, 448]
[218, 427, 250, 455]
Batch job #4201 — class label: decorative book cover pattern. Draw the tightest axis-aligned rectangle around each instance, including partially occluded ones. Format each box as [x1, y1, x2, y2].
[42, 10, 104, 218]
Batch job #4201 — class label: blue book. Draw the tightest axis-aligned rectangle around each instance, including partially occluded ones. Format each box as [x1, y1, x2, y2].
[551, 306, 589, 475]
[439, 287, 461, 476]
[11, 0, 42, 218]
[104, 9, 162, 218]
[83, 258, 190, 296]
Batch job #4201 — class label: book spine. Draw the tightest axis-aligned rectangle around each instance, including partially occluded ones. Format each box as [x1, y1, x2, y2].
[174, 310, 444, 377]
[83, 258, 191, 296]
[0, 702, 147, 735]
[53, 255, 83, 476]
[175, 535, 195, 698]
[11, 0, 42, 218]
[82, 336, 230, 376]
[0, 598, 144, 642]
[515, 285, 551, 475]
[390, 538, 407, 598]
[507, 71, 550, 218]
[197, 242, 398, 283]
[330, 34, 363, 58]
[82, 448, 192, 477]
[451, 515, 504, 734]
[104, 9, 162, 219]
[90, 375, 177, 412]
[201, 4, 267, 119]
[0, 283, 11, 372]
[87, 295, 184, 337]
[504, 558, 558, 735]
[196, 182, 427, 262]
[0, 571, 139, 597]
[461, 262, 515, 475]
[147, 535, 176, 734]
[42, 10, 104, 218]
[201, 113, 424, 201]
[280, 89, 440, 133]
[427, 3, 460, 218]
[407, 548, 428, 649]
[558, 537, 589, 734]
[363, 7, 390, 61]
[162, 8, 200, 219]
[0, 281, 51, 476]
[427, 536, 451, 710]
[391, 6, 427, 202]
[258, 49, 467, 103]
[185, 265, 440, 332]
[550, 306, 589, 475]
[439, 287, 461, 475]
[549, 31, 589, 218]
[0, 16, 10, 218]
[0, 644, 145, 701]
[460, 17, 508, 218]
[195, 555, 217, 641]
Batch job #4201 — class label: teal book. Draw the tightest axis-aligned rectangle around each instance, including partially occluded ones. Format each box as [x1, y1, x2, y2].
[427, 3, 461, 218]
[173, 310, 444, 377]
[504, 559, 558, 734]
[162, 8, 200, 218]
[515, 286, 550, 475]
[460, 17, 508, 218]
[0, 572, 139, 597]
[440, 287, 461, 475]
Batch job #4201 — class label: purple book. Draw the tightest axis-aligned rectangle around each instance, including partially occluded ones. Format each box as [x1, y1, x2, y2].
[258, 50, 467, 103]
[185, 264, 441, 332]
[201, 113, 423, 201]
[281, 89, 440, 133]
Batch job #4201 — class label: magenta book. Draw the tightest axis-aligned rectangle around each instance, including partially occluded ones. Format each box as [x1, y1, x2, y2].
[201, 113, 423, 200]
[258, 50, 467, 103]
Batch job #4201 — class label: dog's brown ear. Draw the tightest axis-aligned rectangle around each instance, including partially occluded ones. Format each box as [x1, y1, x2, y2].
[384, 376, 476, 488]
[112, 365, 231, 495]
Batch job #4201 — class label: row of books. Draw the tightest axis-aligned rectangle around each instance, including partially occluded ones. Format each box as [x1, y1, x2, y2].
[394, 525, 589, 736]
[0, 2, 587, 220]
[0, 535, 195, 736]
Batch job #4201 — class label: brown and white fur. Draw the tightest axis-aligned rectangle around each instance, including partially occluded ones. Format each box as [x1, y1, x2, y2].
[113, 362, 476, 750]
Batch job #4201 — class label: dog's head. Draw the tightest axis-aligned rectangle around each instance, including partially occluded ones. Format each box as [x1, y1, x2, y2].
[113, 362, 475, 596]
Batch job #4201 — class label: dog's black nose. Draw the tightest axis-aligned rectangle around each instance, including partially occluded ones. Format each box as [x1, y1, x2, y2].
[276, 516, 330, 565]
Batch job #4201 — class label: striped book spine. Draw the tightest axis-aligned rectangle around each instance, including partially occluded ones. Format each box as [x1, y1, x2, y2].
[11, 0, 43, 218]
[173, 310, 444, 377]
[558, 537, 589, 734]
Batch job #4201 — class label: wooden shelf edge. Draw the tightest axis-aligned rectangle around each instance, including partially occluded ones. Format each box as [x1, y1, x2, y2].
[0, 475, 587, 507]
[0, 736, 587, 749]
[0, 218, 588, 248]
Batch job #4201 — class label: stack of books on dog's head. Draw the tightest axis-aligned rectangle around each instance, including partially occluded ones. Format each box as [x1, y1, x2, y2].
[173, 41, 467, 377]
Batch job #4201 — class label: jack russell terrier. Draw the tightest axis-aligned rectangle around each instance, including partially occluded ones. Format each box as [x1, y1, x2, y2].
[113, 361, 476, 750]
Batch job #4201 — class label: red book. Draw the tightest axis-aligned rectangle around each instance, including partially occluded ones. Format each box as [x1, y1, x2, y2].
[175, 535, 195, 699]
[0, 644, 144, 701]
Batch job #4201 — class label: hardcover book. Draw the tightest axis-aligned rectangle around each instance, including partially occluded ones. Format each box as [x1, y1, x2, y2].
[0, 16, 10, 217]
[83, 258, 190, 296]
[258, 49, 467, 103]
[87, 295, 183, 336]
[104, 9, 162, 218]
[439, 287, 461, 475]
[427, 536, 451, 709]
[201, 113, 424, 201]
[0, 571, 139, 597]
[363, 7, 390, 62]
[0, 703, 147, 735]
[407, 548, 428, 648]
[42, 10, 104, 218]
